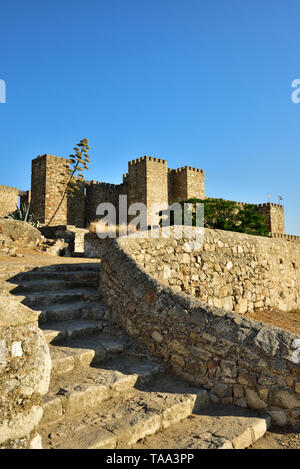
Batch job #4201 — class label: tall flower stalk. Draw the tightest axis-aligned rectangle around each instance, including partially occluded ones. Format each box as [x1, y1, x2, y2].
[47, 138, 90, 226]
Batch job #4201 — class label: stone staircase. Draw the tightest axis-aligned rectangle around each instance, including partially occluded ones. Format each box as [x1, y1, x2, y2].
[2, 261, 271, 449]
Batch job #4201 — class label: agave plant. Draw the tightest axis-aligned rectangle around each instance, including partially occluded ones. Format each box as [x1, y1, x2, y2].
[5, 203, 40, 227]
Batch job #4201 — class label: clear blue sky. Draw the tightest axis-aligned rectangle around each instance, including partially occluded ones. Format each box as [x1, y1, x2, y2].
[0, 0, 299, 234]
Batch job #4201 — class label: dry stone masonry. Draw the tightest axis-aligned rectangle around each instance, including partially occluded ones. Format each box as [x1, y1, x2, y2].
[0, 292, 51, 449]
[119, 228, 300, 314]
[90, 230, 300, 427]
[0, 185, 19, 218]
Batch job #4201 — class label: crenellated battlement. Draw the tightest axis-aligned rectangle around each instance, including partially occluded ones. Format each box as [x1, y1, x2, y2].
[271, 232, 300, 242]
[0, 153, 290, 236]
[168, 166, 204, 174]
[89, 181, 119, 188]
[129, 155, 167, 165]
[256, 202, 284, 209]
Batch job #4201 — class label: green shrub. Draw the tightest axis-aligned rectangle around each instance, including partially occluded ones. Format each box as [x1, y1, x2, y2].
[165, 198, 270, 237]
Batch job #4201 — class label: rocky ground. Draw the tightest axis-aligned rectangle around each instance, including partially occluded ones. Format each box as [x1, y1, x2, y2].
[249, 425, 300, 449]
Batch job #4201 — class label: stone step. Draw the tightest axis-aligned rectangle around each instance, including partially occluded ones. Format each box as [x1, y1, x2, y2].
[39, 376, 209, 449]
[14, 288, 102, 308]
[2, 278, 99, 294]
[32, 263, 101, 273]
[40, 320, 106, 344]
[131, 404, 271, 450]
[49, 334, 126, 377]
[37, 300, 108, 324]
[8, 270, 100, 282]
[41, 356, 163, 426]
[0, 272, 24, 282]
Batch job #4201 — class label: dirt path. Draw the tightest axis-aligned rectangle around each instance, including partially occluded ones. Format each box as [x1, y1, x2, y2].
[249, 425, 300, 449]
[247, 309, 300, 335]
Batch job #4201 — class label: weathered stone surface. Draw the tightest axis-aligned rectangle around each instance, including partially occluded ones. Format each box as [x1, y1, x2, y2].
[267, 410, 287, 426]
[95, 226, 300, 316]
[97, 233, 300, 425]
[151, 331, 163, 343]
[213, 383, 231, 398]
[269, 391, 300, 409]
[245, 389, 267, 410]
[0, 219, 41, 246]
[30, 434, 43, 449]
[131, 404, 270, 450]
[0, 292, 51, 448]
[253, 327, 280, 356]
[0, 291, 39, 327]
[0, 406, 43, 445]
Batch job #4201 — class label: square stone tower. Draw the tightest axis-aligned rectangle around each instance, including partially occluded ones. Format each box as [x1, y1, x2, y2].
[128, 156, 168, 226]
[30, 154, 85, 227]
[168, 166, 205, 203]
[255, 203, 285, 234]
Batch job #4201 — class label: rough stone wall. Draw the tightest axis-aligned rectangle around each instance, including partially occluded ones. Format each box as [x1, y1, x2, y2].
[85, 181, 127, 225]
[30, 156, 47, 223]
[84, 232, 109, 258]
[40, 224, 88, 254]
[123, 229, 300, 314]
[168, 169, 187, 203]
[168, 167, 205, 203]
[127, 157, 169, 225]
[19, 190, 31, 208]
[186, 167, 205, 200]
[0, 185, 19, 217]
[31, 154, 85, 227]
[67, 180, 85, 228]
[44, 155, 69, 225]
[271, 233, 300, 243]
[145, 158, 168, 225]
[256, 203, 285, 234]
[128, 158, 147, 208]
[124, 156, 168, 225]
[0, 292, 51, 448]
[94, 235, 300, 426]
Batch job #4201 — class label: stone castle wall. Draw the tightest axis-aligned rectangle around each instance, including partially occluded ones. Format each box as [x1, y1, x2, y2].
[0, 185, 19, 218]
[30, 156, 47, 223]
[89, 232, 300, 426]
[0, 154, 289, 236]
[85, 181, 128, 225]
[28, 155, 286, 234]
[19, 190, 31, 208]
[128, 229, 300, 314]
[128, 158, 147, 208]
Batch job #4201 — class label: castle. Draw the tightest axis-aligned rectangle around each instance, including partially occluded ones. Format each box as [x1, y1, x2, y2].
[0, 153, 287, 235]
